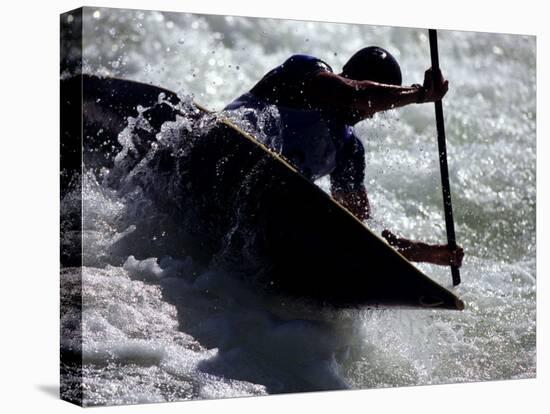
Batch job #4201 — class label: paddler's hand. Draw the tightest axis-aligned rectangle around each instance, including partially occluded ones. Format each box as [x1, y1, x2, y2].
[421, 68, 449, 103]
[448, 246, 464, 267]
[382, 230, 464, 267]
[332, 187, 371, 222]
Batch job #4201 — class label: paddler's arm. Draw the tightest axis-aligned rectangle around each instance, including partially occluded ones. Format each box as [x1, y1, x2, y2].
[307, 68, 448, 117]
[330, 133, 370, 221]
[382, 230, 464, 267]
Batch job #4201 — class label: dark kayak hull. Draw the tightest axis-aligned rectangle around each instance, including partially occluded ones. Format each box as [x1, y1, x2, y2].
[176, 118, 464, 309]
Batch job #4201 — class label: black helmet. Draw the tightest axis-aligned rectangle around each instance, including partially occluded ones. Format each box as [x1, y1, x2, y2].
[342, 46, 402, 85]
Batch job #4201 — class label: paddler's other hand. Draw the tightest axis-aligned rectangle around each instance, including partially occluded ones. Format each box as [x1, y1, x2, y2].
[429, 244, 464, 267]
[382, 229, 464, 268]
[448, 246, 465, 267]
[422, 67, 449, 102]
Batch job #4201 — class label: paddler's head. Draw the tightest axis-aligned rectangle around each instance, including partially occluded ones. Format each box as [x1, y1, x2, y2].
[341, 46, 402, 86]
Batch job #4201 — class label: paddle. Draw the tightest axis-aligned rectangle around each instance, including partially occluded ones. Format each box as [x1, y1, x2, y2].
[428, 29, 461, 286]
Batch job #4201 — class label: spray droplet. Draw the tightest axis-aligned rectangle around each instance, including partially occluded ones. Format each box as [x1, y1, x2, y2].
[492, 46, 503, 55]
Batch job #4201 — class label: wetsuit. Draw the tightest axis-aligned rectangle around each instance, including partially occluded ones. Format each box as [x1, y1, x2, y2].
[224, 54, 365, 193]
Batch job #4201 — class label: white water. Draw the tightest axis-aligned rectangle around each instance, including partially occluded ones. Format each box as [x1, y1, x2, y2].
[64, 7, 535, 406]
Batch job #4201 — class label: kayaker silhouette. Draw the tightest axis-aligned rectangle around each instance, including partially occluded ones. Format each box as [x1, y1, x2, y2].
[224, 47, 463, 267]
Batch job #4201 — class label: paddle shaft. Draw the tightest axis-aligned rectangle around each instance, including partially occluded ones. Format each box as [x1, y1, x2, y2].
[428, 29, 461, 286]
